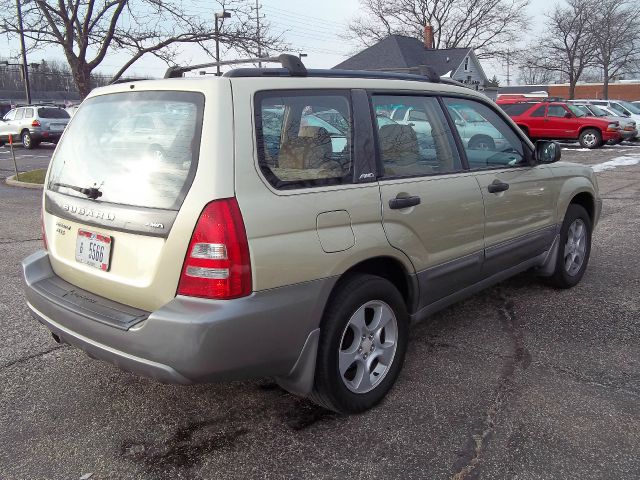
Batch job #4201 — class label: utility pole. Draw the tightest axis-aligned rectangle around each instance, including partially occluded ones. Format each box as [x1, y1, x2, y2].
[214, 11, 232, 76]
[255, 0, 262, 68]
[15, 0, 31, 103]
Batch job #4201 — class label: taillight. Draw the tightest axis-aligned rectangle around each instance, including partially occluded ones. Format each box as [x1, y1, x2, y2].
[177, 198, 251, 300]
[41, 209, 48, 251]
[32, 119, 41, 127]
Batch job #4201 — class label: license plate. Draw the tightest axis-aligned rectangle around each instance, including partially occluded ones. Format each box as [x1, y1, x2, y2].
[75, 230, 112, 271]
[50, 124, 64, 132]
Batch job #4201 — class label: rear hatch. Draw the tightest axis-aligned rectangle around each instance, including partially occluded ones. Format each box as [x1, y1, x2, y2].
[37, 107, 70, 134]
[43, 81, 235, 311]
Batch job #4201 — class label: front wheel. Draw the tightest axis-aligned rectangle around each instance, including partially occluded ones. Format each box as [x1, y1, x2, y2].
[545, 204, 592, 289]
[579, 129, 602, 149]
[310, 274, 409, 413]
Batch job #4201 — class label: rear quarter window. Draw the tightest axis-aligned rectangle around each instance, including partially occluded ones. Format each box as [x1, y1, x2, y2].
[501, 103, 534, 116]
[255, 90, 353, 190]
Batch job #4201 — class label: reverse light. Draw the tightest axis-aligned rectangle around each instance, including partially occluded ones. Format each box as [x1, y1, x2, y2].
[177, 198, 252, 300]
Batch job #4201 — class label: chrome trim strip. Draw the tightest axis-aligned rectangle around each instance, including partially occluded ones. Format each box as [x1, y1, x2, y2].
[45, 190, 178, 238]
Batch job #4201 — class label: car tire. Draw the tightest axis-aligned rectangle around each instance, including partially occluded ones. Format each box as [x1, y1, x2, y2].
[310, 274, 409, 414]
[579, 129, 602, 149]
[469, 135, 495, 150]
[545, 204, 592, 289]
[21, 131, 34, 149]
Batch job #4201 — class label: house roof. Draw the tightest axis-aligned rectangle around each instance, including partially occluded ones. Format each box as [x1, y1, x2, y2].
[334, 35, 472, 77]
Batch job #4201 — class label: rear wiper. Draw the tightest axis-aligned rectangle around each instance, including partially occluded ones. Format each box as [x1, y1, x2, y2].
[53, 182, 103, 200]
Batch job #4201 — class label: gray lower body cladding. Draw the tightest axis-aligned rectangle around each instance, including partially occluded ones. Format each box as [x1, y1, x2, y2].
[22, 250, 335, 384]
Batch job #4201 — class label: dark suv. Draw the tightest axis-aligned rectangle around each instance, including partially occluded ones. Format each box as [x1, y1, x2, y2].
[498, 101, 622, 148]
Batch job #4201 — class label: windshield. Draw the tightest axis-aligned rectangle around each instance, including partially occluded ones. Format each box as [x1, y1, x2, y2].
[567, 105, 586, 117]
[618, 100, 640, 115]
[47, 91, 204, 210]
[38, 107, 70, 119]
[588, 105, 608, 117]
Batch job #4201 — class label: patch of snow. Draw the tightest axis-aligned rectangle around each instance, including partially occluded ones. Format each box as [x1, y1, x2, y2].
[591, 155, 640, 172]
[563, 148, 591, 151]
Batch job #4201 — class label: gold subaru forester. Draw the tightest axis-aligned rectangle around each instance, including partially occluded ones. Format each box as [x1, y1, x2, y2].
[22, 55, 601, 413]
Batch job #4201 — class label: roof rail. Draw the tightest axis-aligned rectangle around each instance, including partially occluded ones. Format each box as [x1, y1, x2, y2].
[164, 53, 306, 78]
[225, 68, 446, 84]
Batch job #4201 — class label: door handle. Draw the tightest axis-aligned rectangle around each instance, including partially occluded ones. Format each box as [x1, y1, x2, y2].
[389, 195, 421, 209]
[487, 180, 510, 193]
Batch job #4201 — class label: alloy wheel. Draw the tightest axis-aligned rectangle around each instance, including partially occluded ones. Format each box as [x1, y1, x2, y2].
[338, 300, 398, 394]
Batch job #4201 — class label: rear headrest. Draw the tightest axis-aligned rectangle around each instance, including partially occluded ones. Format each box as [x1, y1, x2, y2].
[378, 124, 419, 166]
[299, 126, 331, 143]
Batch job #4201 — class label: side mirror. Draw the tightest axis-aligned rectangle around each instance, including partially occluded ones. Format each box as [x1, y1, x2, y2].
[535, 140, 561, 164]
[564, 112, 573, 119]
[455, 119, 464, 126]
[624, 111, 631, 117]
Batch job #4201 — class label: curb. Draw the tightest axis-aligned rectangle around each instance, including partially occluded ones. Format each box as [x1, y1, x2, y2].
[4, 175, 44, 190]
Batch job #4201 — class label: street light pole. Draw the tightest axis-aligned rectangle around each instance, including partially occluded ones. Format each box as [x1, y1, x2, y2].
[15, 0, 31, 103]
[214, 11, 232, 76]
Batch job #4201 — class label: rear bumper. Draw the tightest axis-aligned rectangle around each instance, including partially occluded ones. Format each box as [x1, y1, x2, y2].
[22, 250, 334, 384]
[30, 130, 62, 142]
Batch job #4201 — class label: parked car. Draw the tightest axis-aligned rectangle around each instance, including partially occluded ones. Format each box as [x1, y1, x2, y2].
[65, 105, 81, 117]
[23, 56, 601, 414]
[0, 105, 70, 149]
[498, 100, 622, 148]
[568, 99, 640, 127]
[571, 103, 638, 142]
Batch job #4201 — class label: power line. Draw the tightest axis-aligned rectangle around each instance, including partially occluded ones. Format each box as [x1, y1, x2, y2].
[261, 4, 349, 28]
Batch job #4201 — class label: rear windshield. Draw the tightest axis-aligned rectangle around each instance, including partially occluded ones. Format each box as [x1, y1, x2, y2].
[38, 107, 70, 119]
[47, 91, 204, 210]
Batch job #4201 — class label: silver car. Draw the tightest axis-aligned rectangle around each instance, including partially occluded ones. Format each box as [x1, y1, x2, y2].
[572, 104, 638, 142]
[0, 105, 70, 149]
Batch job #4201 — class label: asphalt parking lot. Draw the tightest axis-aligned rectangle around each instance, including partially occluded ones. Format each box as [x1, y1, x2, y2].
[0, 142, 639, 479]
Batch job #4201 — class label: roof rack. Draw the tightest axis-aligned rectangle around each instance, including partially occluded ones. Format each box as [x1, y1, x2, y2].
[164, 54, 306, 78]
[164, 52, 446, 84]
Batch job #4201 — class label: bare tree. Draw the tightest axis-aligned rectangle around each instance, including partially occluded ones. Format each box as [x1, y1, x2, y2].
[346, 0, 530, 58]
[590, 0, 640, 98]
[525, 0, 596, 99]
[516, 51, 558, 85]
[1, 0, 283, 99]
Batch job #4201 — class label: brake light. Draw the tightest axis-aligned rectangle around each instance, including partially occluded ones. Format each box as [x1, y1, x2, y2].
[41, 209, 48, 251]
[177, 198, 251, 300]
[32, 119, 41, 127]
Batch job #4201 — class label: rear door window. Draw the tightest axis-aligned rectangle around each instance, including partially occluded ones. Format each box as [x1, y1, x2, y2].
[14, 109, 24, 120]
[47, 91, 204, 210]
[372, 95, 462, 177]
[255, 91, 353, 189]
[38, 108, 70, 119]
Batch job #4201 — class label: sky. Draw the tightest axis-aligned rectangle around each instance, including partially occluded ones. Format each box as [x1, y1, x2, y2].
[1, 0, 559, 82]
